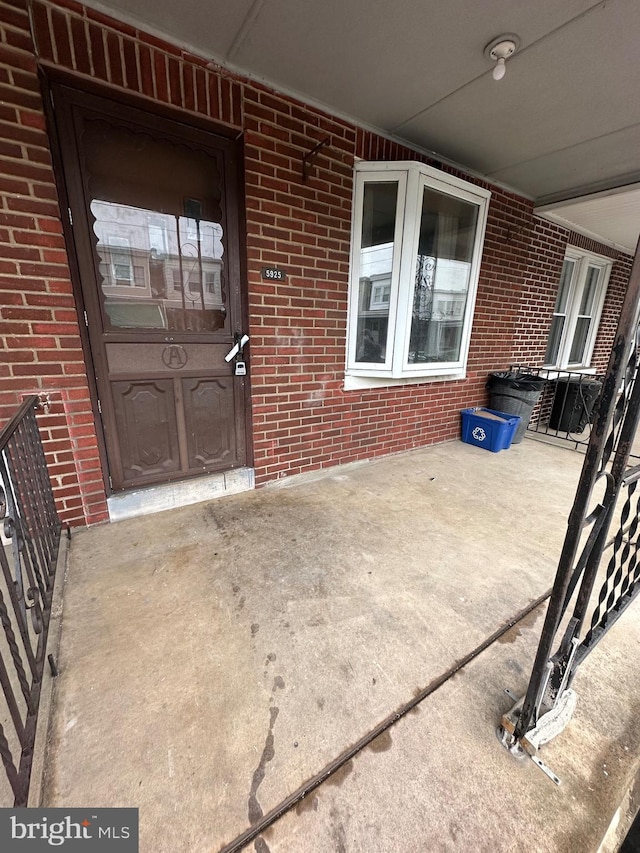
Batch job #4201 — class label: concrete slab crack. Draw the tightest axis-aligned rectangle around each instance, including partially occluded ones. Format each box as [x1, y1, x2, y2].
[248, 706, 279, 826]
[219, 590, 552, 853]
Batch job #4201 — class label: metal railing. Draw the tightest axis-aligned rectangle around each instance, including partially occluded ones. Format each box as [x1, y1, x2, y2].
[499, 240, 640, 777]
[0, 396, 62, 806]
[510, 365, 606, 451]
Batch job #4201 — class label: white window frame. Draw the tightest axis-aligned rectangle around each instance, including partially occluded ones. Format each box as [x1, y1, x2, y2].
[345, 161, 490, 389]
[544, 248, 612, 370]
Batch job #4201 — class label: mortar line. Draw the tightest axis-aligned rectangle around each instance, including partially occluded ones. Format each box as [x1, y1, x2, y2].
[217, 588, 552, 853]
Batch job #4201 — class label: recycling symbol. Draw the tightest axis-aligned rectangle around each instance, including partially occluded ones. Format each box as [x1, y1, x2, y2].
[472, 426, 486, 442]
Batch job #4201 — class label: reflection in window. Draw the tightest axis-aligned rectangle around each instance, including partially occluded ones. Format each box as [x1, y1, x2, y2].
[355, 182, 398, 363]
[408, 188, 477, 365]
[91, 200, 226, 331]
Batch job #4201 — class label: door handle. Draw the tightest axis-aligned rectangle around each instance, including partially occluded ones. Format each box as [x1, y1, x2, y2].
[225, 333, 249, 362]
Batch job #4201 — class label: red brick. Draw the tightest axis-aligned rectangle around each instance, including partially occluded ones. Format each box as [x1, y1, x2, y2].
[181, 62, 195, 112]
[0, 3, 29, 30]
[194, 67, 206, 114]
[138, 43, 154, 98]
[13, 229, 65, 247]
[88, 23, 107, 79]
[153, 50, 168, 102]
[116, 37, 135, 90]
[50, 7, 73, 68]
[0, 42, 36, 73]
[167, 56, 181, 106]
[208, 73, 220, 120]
[106, 30, 124, 87]
[70, 15, 91, 75]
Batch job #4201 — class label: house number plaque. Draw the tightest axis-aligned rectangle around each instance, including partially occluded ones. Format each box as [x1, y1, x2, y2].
[261, 267, 286, 281]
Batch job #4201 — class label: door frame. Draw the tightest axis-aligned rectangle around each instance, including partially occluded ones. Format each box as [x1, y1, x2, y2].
[41, 67, 253, 494]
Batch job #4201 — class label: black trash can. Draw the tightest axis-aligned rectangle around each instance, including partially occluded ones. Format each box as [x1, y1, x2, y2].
[548, 376, 602, 433]
[486, 371, 547, 443]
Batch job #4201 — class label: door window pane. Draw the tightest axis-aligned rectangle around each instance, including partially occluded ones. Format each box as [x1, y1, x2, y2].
[92, 202, 226, 331]
[408, 187, 477, 364]
[355, 182, 398, 363]
[84, 118, 228, 333]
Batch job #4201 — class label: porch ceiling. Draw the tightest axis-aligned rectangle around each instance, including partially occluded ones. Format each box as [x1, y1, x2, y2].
[82, 0, 640, 251]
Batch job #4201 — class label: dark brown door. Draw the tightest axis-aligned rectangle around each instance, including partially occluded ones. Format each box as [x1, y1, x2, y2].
[53, 85, 249, 491]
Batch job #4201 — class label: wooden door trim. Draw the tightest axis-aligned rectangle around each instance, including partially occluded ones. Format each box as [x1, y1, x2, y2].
[40, 71, 111, 492]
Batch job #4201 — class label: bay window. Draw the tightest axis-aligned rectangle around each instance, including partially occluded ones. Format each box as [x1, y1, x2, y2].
[345, 162, 490, 387]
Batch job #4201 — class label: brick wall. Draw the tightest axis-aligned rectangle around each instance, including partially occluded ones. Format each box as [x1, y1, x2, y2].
[0, 0, 635, 524]
[0, 0, 107, 525]
[510, 217, 567, 369]
[511, 217, 633, 373]
[242, 88, 355, 481]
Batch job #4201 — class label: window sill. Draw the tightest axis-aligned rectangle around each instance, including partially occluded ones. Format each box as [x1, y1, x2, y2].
[343, 370, 467, 391]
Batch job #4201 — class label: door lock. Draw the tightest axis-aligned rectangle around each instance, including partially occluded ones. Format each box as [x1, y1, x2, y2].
[225, 333, 249, 363]
[225, 332, 249, 376]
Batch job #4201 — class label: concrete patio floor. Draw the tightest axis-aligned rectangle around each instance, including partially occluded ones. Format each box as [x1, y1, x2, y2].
[40, 437, 640, 852]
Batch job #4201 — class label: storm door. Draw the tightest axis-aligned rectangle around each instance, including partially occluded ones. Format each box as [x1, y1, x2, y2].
[53, 85, 249, 490]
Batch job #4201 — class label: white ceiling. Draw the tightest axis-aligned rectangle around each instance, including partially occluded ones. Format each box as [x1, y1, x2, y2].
[83, 0, 640, 253]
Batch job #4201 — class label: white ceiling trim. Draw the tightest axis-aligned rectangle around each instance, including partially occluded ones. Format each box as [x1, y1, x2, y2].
[535, 181, 640, 212]
[536, 183, 640, 254]
[535, 212, 632, 254]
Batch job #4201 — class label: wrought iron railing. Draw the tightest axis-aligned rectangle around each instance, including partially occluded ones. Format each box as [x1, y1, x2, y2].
[0, 396, 62, 806]
[509, 365, 606, 451]
[499, 241, 640, 780]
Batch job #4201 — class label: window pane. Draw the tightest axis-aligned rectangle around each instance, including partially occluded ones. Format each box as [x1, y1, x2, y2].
[355, 182, 397, 363]
[579, 265, 601, 315]
[408, 187, 477, 364]
[569, 317, 591, 364]
[554, 260, 574, 313]
[545, 259, 576, 365]
[545, 316, 565, 364]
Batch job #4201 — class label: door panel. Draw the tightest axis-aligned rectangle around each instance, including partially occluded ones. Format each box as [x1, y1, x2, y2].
[53, 85, 249, 491]
[183, 377, 236, 468]
[112, 379, 181, 483]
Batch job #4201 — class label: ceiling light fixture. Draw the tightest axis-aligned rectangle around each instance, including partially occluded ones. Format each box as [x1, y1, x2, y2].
[484, 34, 520, 81]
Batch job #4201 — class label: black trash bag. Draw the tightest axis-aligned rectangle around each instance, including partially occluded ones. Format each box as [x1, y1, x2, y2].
[548, 377, 602, 434]
[486, 371, 547, 444]
[486, 371, 546, 393]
